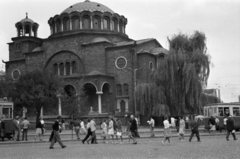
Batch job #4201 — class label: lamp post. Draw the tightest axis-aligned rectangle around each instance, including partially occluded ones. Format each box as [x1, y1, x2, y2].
[56, 92, 62, 116]
[125, 67, 141, 116]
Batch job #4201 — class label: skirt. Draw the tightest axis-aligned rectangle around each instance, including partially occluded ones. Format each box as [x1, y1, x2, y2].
[36, 128, 42, 134]
[164, 128, 171, 137]
[108, 128, 114, 135]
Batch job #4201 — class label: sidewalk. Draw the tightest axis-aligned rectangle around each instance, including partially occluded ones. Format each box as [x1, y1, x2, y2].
[0, 126, 238, 145]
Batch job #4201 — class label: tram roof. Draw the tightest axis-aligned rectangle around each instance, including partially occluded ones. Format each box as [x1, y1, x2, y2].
[205, 103, 240, 107]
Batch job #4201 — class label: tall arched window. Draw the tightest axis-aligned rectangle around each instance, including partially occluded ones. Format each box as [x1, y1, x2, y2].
[59, 63, 64, 76]
[83, 16, 90, 29]
[72, 61, 77, 73]
[56, 20, 61, 33]
[73, 17, 80, 30]
[116, 84, 122, 96]
[53, 63, 58, 75]
[66, 62, 70, 75]
[103, 17, 110, 30]
[63, 18, 70, 31]
[113, 19, 118, 31]
[93, 16, 101, 29]
[119, 20, 123, 33]
[123, 83, 129, 95]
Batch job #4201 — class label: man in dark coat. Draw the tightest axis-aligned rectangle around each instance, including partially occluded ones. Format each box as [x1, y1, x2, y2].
[189, 117, 201, 142]
[130, 115, 137, 144]
[49, 116, 66, 149]
[226, 115, 238, 141]
[0, 117, 6, 141]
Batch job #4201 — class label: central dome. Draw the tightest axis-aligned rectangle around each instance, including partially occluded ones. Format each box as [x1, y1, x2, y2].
[62, 0, 114, 14]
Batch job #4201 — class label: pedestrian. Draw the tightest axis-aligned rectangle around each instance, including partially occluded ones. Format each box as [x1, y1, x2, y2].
[116, 118, 123, 143]
[223, 116, 228, 132]
[108, 116, 115, 143]
[189, 117, 201, 142]
[226, 115, 238, 141]
[162, 116, 171, 145]
[61, 118, 65, 131]
[185, 115, 189, 129]
[170, 117, 175, 128]
[179, 116, 185, 141]
[34, 117, 43, 141]
[82, 119, 91, 144]
[13, 115, 20, 141]
[86, 118, 97, 144]
[147, 116, 155, 137]
[135, 116, 140, 138]
[49, 116, 66, 149]
[215, 117, 219, 131]
[208, 116, 216, 134]
[21, 117, 30, 141]
[126, 120, 131, 142]
[80, 119, 86, 135]
[40, 117, 45, 135]
[129, 115, 137, 144]
[101, 120, 108, 143]
[72, 118, 81, 140]
[0, 117, 6, 141]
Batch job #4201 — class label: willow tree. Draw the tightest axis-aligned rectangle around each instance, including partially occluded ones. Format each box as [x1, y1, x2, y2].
[155, 31, 211, 115]
[135, 83, 169, 117]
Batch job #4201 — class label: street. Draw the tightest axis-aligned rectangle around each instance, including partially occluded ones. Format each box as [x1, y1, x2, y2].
[0, 136, 239, 159]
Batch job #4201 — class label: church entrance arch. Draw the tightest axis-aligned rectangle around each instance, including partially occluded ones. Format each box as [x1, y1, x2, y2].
[82, 83, 98, 114]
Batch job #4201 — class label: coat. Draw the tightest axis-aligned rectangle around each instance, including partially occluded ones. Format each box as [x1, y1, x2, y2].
[226, 118, 235, 131]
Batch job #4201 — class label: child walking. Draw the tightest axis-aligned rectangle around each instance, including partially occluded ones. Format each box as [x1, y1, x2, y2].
[179, 116, 185, 141]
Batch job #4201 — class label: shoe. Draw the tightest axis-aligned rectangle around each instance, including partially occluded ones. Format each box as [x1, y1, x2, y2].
[77, 138, 80, 140]
[82, 140, 85, 144]
[133, 142, 137, 144]
[226, 138, 229, 141]
[162, 141, 165, 145]
[234, 138, 238, 140]
[197, 140, 201, 142]
[49, 147, 54, 149]
[189, 140, 191, 142]
[62, 145, 66, 149]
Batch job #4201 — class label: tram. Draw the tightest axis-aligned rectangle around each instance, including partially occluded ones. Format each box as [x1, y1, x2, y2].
[203, 103, 240, 131]
[0, 100, 14, 140]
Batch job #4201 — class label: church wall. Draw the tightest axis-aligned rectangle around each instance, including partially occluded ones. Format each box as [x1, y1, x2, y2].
[25, 52, 45, 72]
[5, 61, 25, 80]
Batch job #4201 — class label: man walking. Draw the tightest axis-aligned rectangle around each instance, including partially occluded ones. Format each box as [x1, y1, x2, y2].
[130, 115, 137, 144]
[72, 118, 81, 140]
[49, 116, 66, 149]
[148, 117, 155, 137]
[189, 117, 201, 142]
[21, 117, 30, 141]
[13, 115, 20, 141]
[86, 118, 97, 144]
[226, 115, 238, 141]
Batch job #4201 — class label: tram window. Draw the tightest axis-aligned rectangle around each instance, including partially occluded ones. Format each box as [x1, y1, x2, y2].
[2, 108, 10, 118]
[233, 107, 240, 116]
[218, 107, 224, 116]
[209, 108, 213, 116]
[224, 107, 229, 116]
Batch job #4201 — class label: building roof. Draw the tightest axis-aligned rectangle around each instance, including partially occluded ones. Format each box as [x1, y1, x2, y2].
[32, 47, 43, 52]
[150, 47, 168, 55]
[114, 38, 156, 47]
[62, 0, 114, 14]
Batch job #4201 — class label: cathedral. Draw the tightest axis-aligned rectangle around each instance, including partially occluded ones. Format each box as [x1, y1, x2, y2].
[4, 0, 168, 117]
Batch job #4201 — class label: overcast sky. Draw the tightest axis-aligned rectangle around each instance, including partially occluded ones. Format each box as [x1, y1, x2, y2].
[0, 0, 240, 103]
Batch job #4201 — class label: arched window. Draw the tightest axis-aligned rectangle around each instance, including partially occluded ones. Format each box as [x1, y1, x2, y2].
[116, 84, 122, 96]
[53, 63, 58, 75]
[103, 17, 110, 30]
[59, 63, 64, 76]
[119, 20, 123, 33]
[73, 17, 80, 30]
[72, 61, 77, 73]
[83, 16, 90, 29]
[63, 18, 70, 31]
[123, 84, 129, 96]
[56, 20, 61, 33]
[120, 100, 126, 113]
[113, 19, 118, 31]
[93, 16, 101, 29]
[66, 62, 70, 75]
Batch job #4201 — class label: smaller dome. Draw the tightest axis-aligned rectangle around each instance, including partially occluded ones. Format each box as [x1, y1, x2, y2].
[150, 47, 168, 55]
[91, 37, 110, 43]
[20, 13, 35, 24]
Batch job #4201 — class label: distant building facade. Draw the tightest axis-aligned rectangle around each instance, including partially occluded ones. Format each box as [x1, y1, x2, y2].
[204, 88, 221, 101]
[3, 0, 168, 116]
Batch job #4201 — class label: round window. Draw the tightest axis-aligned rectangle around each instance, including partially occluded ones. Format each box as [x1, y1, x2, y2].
[12, 69, 21, 80]
[149, 61, 154, 71]
[115, 57, 127, 69]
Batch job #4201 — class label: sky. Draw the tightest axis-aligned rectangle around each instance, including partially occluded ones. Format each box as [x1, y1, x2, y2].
[0, 0, 240, 102]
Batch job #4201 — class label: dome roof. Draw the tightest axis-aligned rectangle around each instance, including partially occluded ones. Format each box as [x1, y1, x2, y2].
[20, 17, 34, 23]
[62, 0, 114, 14]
